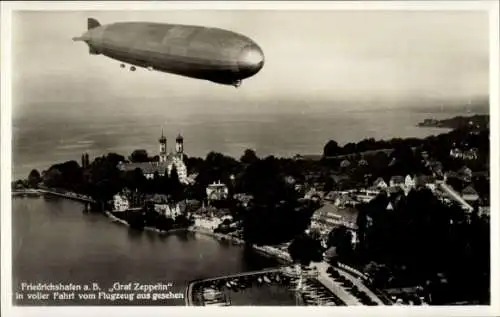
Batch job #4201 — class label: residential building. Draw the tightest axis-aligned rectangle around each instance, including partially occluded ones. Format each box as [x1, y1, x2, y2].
[340, 159, 351, 169]
[155, 203, 182, 218]
[458, 166, 473, 182]
[462, 185, 479, 203]
[415, 175, 437, 192]
[354, 189, 379, 203]
[450, 148, 478, 160]
[113, 193, 130, 212]
[206, 181, 229, 201]
[233, 193, 253, 207]
[389, 175, 405, 188]
[404, 174, 415, 188]
[373, 177, 388, 190]
[310, 202, 359, 243]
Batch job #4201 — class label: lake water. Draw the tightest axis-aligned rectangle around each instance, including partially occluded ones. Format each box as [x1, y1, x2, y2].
[12, 104, 473, 180]
[12, 197, 279, 306]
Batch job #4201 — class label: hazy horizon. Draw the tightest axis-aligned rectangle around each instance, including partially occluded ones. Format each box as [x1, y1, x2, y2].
[12, 10, 489, 119]
[11, 9, 490, 179]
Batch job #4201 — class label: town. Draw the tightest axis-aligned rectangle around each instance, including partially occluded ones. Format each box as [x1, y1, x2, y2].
[12, 114, 490, 306]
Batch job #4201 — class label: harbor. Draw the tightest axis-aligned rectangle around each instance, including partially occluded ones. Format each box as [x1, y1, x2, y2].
[186, 266, 347, 306]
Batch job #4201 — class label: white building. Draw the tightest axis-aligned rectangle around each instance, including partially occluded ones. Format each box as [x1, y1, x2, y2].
[118, 130, 188, 184]
[206, 181, 229, 201]
[354, 189, 379, 203]
[113, 193, 130, 212]
[154, 203, 182, 218]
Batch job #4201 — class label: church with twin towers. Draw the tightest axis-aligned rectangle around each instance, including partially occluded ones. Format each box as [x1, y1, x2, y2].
[118, 129, 188, 184]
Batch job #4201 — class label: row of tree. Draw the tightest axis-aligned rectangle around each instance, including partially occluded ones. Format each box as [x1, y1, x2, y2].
[323, 125, 489, 173]
[321, 187, 490, 304]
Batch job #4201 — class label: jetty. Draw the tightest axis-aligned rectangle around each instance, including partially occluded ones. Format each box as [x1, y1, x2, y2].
[12, 188, 95, 203]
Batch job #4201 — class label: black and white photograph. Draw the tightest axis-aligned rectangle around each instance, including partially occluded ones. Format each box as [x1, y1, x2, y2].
[1, 1, 499, 316]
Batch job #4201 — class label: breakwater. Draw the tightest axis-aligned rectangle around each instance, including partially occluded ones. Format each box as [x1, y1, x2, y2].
[188, 226, 292, 264]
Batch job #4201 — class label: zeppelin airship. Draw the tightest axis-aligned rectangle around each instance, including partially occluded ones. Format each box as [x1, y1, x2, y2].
[72, 18, 264, 87]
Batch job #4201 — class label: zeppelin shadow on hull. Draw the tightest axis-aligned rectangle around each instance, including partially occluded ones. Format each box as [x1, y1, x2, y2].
[73, 18, 265, 87]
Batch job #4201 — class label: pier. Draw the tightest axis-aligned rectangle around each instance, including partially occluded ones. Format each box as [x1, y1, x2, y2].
[185, 267, 284, 306]
[12, 188, 95, 204]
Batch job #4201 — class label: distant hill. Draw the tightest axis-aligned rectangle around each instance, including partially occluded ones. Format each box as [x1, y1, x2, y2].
[417, 115, 489, 130]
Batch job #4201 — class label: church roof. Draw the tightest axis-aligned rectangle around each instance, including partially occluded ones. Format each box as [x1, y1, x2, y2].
[373, 177, 387, 186]
[118, 162, 170, 174]
[159, 128, 167, 142]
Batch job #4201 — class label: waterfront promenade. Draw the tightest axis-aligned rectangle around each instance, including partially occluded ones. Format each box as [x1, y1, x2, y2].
[13, 190, 386, 306]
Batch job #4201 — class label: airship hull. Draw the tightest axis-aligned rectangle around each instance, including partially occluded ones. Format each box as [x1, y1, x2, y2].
[74, 20, 264, 86]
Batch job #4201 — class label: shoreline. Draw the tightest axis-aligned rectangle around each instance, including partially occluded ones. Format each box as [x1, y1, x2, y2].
[12, 192, 291, 264]
[187, 226, 292, 264]
[13, 193, 389, 305]
[104, 210, 189, 235]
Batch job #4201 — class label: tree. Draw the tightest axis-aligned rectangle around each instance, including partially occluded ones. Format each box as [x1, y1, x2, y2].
[42, 168, 63, 188]
[288, 233, 324, 266]
[324, 140, 340, 157]
[169, 165, 182, 202]
[323, 176, 335, 192]
[129, 149, 149, 163]
[288, 232, 324, 290]
[27, 169, 42, 188]
[327, 226, 354, 260]
[240, 149, 259, 165]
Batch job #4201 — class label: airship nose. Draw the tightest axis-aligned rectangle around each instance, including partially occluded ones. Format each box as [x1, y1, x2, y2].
[237, 43, 264, 77]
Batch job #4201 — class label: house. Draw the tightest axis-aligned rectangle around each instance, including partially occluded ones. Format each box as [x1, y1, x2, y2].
[373, 177, 388, 190]
[311, 202, 359, 231]
[462, 185, 479, 202]
[206, 181, 229, 201]
[154, 203, 182, 218]
[478, 206, 490, 217]
[233, 193, 253, 207]
[404, 175, 415, 188]
[340, 159, 351, 168]
[284, 175, 296, 185]
[340, 195, 359, 208]
[113, 193, 130, 212]
[450, 148, 478, 160]
[358, 158, 369, 166]
[458, 166, 473, 181]
[415, 175, 437, 192]
[354, 189, 379, 203]
[324, 191, 339, 202]
[390, 175, 405, 187]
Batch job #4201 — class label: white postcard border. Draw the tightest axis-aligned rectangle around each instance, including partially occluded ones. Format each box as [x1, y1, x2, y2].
[1, 1, 499, 317]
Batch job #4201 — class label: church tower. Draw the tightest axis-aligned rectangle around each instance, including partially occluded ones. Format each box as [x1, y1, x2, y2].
[176, 133, 184, 159]
[159, 129, 167, 163]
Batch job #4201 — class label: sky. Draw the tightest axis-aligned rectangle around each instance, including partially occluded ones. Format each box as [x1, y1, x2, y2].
[12, 9, 490, 118]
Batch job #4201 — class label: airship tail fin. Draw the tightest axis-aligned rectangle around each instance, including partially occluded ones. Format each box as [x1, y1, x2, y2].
[88, 18, 101, 30]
